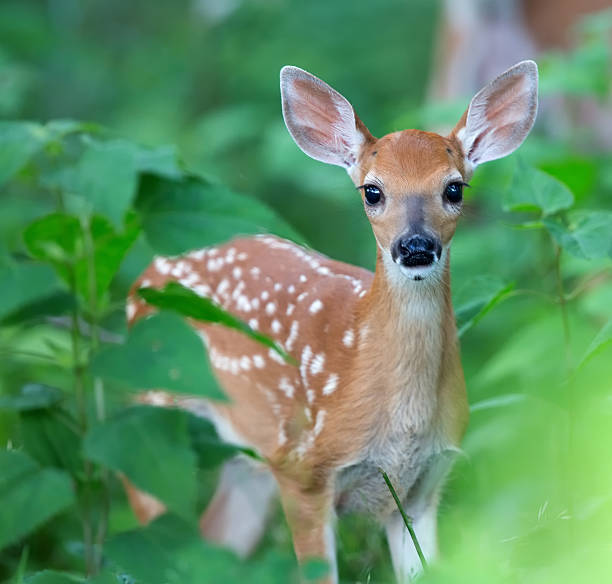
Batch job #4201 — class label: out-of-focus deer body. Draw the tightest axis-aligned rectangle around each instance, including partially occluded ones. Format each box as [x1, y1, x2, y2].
[125, 62, 539, 583]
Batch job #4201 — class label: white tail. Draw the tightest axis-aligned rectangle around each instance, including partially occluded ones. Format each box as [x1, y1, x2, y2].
[126, 61, 538, 583]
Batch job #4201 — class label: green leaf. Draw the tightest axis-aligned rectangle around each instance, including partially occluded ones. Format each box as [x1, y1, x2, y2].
[0, 450, 75, 550]
[62, 139, 139, 227]
[0, 384, 63, 411]
[454, 276, 515, 337]
[188, 416, 255, 468]
[23, 212, 140, 302]
[105, 514, 297, 584]
[503, 160, 574, 216]
[90, 311, 225, 399]
[21, 408, 82, 474]
[579, 318, 612, 369]
[136, 174, 304, 255]
[1, 291, 76, 325]
[139, 282, 295, 364]
[470, 393, 527, 413]
[0, 121, 46, 185]
[133, 143, 183, 179]
[0, 262, 62, 321]
[83, 406, 197, 518]
[26, 571, 83, 584]
[543, 210, 612, 260]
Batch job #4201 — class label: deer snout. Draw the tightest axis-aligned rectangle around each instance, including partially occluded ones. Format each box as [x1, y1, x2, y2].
[392, 234, 442, 268]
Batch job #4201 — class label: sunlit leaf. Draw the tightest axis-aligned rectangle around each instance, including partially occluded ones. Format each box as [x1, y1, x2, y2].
[0, 450, 75, 550]
[504, 160, 574, 216]
[139, 282, 295, 363]
[90, 311, 225, 399]
[454, 276, 515, 337]
[136, 174, 304, 255]
[470, 393, 528, 413]
[543, 210, 612, 260]
[83, 406, 197, 518]
[579, 318, 612, 369]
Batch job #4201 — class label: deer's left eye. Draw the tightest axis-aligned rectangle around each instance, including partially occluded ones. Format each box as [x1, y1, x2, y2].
[444, 182, 464, 204]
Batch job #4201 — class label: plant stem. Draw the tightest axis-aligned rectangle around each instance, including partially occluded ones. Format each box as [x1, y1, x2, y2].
[378, 468, 428, 571]
[554, 245, 572, 374]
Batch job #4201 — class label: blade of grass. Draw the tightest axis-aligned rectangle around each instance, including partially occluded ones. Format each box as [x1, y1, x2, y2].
[378, 467, 427, 571]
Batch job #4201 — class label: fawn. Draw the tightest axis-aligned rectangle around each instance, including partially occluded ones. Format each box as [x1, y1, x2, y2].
[125, 61, 538, 583]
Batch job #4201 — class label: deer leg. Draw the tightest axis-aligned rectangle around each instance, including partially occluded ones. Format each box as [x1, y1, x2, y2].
[385, 502, 439, 583]
[276, 476, 337, 584]
[199, 457, 277, 558]
[120, 475, 166, 525]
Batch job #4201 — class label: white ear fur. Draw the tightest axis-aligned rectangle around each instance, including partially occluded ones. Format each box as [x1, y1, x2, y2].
[453, 60, 538, 168]
[280, 66, 372, 169]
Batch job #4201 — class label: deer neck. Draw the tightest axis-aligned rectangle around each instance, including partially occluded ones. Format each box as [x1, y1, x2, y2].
[353, 248, 454, 435]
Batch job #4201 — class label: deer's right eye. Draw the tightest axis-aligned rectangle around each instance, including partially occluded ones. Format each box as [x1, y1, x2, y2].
[363, 185, 382, 205]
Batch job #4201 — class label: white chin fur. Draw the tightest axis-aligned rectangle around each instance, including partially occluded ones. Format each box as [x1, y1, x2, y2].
[395, 262, 438, 280]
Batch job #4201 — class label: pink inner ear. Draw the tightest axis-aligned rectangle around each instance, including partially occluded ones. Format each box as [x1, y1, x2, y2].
[464, 68, 537, 165]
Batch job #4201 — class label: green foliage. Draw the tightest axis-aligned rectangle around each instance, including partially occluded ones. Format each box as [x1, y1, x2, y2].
[139, 282, 294, 363]
[84, 407, 198, 518]
[91, 312, 225, 399]
[0, 2, 611, 583]
[0, 450, 75, 550]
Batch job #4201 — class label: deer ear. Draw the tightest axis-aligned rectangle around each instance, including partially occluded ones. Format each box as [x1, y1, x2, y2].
[280, 66, 374, 169]
[451, 60, 538, 168]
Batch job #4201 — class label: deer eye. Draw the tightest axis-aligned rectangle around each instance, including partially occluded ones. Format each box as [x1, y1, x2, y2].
[444, 182, 464, 204]
[363, 185, 382, 205]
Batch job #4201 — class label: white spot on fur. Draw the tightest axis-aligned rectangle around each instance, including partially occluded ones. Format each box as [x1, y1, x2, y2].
[310, 353, 325, 375]
[286, 303, 295, 316]
[322, 373, 338, 395]
[268, 348, 285, 365]
[265, 302, 276, 315]
[154, 257, 171, 275]
[314, 409, 326, 436]
[309, 299, 323, 314]
[299, 275, 307, 283]
[297, 292, 308, 302]
[306, 389, 315, 403]
[261, 290, 270, 301]
[271, 319, 282, 333]
[286, 321, 299, 351]
[278, 377, 295, 398]
[239, 356, 251, 371]
[249, 318, 258, 330]
[237, 252, 248, 261]
[232, 267, 242, 279]
[141, 279, 151, 287]
[126, 302, 136, 321]
[250, 267, 261, 279]
[253, 355, 265, 369]
[274, 283, 282, 292]
[288, 285, 296, 294]
[300, 345, 312, 385]
[342, 329, 354, 347]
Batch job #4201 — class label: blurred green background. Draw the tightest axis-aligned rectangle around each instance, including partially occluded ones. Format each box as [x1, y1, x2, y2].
[1, 1, 611, 583]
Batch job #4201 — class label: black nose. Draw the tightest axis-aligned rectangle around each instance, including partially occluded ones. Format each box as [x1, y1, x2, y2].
[394, 234, 441, 267]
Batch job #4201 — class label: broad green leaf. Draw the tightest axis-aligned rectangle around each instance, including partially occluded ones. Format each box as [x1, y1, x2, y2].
[0, 384, 62, 411]
[23, 212, 140, 302]
[61, 139, 139, 227]
[503, 161, 574, 216]
[1, 291, 76, 325]
[21, 408, 82, 474]
[133, 143, 183, 179]
[105, 514, 298, 584]
[543, 210, 612, 260]
[26, 571, 83, 584]
[188, 415, 257, 467]
[454, 276, 515, 337]
[136, 174, 303, 255]
[0, 450, 75, 550]
[83, 406, 197, 518]
[0, 121, 45, 185]
[0, 261, 62, 321]
[90, 311, 225, 399]
[139, 282, 295, 364]
[579, 318, 612, 368]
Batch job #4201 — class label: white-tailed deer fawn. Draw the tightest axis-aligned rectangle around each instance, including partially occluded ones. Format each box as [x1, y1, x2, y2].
[125, 61, 538, 583]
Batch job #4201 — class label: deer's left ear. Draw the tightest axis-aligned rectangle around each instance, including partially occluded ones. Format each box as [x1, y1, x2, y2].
[450, 60, 538, 168]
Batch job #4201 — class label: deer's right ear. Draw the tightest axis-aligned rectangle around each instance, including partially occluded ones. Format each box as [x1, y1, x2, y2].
[280, 66, 374, 169]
